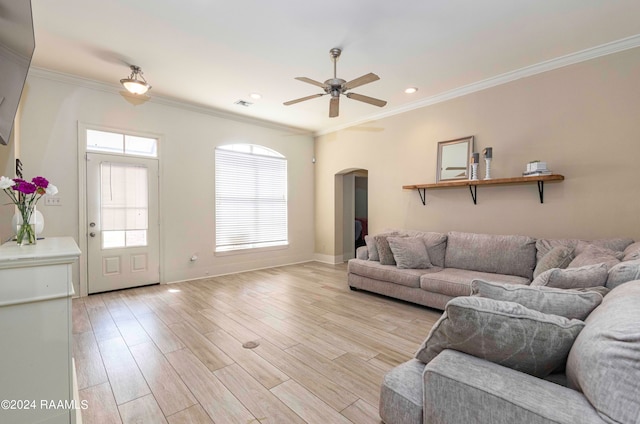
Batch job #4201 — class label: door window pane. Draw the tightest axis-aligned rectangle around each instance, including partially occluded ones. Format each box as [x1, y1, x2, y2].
[102, 230, 125, 249]
[100, 162, 149, 248]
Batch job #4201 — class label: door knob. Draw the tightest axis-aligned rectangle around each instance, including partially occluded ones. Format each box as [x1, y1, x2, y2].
[89, 232, 96, 237]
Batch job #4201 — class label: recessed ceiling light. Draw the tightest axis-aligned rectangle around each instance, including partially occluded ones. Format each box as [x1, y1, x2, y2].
[250, 93, 262, 100]
[404, 87, 418, 94]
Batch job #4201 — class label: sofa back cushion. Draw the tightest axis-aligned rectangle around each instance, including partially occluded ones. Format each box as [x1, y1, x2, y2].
[445, 231, 536, 279]
[415, 297, 585, 378]
[471, 279, 603, 321]
[535, 238, 633, 262]
[607, 260, 640, 290]
[566, 280, 640, 424]
[623, 241, 640, 261]
[398, 230, 448, 268]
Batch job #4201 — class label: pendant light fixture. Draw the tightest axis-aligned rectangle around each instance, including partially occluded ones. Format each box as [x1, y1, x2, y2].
[120, 65, 151, 95]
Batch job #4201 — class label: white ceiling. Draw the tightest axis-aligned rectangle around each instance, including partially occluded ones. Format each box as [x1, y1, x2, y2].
[30, 0, 640, 134]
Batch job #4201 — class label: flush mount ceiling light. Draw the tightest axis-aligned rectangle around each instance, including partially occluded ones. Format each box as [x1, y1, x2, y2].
[120, 65, 151, 95]
[404, 87, 418, 94]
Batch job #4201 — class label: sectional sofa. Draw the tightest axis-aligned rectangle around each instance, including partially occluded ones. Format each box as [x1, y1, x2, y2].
[351, 230, 640, 424]
[348, 230, 639, 310]
[379, 278, 640, 424]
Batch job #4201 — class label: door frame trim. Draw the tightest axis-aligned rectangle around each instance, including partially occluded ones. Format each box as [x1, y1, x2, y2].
[77, 122, 164, 297]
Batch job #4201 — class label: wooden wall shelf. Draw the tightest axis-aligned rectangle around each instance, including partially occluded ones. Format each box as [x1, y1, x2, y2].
[403, 174, 564, 205]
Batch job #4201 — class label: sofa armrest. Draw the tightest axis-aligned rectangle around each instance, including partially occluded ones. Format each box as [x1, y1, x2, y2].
[423, 350, 606, 424]
[356, 245, 369, 260]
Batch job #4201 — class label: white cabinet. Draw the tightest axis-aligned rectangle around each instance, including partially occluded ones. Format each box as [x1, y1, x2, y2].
[0, 237, 80, 424]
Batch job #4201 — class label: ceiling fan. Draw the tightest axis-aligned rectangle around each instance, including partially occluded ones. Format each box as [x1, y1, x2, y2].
[283, 48, 387, 118]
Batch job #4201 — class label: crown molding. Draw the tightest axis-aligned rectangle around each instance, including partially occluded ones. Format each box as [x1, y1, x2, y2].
[26, 67, 312, 135]
[315, 34, 640, 136]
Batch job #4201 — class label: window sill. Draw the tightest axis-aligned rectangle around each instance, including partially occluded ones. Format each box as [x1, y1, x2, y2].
[214, 243, 289, 257]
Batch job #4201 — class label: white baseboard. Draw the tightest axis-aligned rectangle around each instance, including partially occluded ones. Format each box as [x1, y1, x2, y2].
[313, 253, 344, 264]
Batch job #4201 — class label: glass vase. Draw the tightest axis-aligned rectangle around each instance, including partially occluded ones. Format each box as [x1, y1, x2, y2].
[16, 205, 37, 246]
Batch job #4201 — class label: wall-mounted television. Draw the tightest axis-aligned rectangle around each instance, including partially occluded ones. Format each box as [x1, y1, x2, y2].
[0, 0, 35, 145]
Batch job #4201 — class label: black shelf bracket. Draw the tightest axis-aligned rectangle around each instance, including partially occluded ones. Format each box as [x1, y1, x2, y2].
[469, 185, 478, 204]
[538, 181, 544, 203]
[418, 188, 426, 205]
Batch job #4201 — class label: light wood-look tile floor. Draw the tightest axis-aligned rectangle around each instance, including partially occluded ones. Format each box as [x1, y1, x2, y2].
[73, 262, 442, 424]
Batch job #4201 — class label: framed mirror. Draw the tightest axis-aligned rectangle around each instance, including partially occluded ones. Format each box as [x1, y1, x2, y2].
[436, 136, 474, 182]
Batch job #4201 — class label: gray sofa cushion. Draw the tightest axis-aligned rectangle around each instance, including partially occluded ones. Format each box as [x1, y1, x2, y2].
[420, 268, 529, 298]
[376, 234, 400, 265]
[401, 231, 448, 268]
[424, 350, 607, 424]
[606, 260, 640, 290]
[364, 235, 378, 261]
[365, 231, 399, 261]
[379, 359, 425, 424]
[471, 279, 603, 320]
[536, 239, 582, 262]
[566, 280, 640, 424]
[568, 244, 621, 269]
[533, 245, 574, 279]
[415, 297, 585, 378]
[445, 231, 536, 279]
[535, 238, 632, 262]
[347, 259, 440, 288]
[531, 263, 609, 289]
[575, 238, 634, 255]
[388, 237, 433, 269]
[623, 241, 640, 261]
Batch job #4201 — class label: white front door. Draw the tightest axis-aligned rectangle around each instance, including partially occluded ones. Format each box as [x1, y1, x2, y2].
[86, 153, 160, 293]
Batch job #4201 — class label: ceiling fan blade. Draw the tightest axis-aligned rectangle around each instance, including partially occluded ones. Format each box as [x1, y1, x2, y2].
[329, 97, 339, 117]
[343, 73, 380, 90]
[295, 77, 329, 89]
[346, 92, 387, 107]
[283, 93, 325, 106]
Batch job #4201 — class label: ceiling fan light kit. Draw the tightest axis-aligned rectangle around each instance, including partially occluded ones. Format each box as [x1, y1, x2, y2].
[120, 65, 151, 95]
[284, 48, 387, 118]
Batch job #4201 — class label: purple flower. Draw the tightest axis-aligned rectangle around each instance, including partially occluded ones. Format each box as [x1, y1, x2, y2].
[32, 176, 49, 188]
[15, 181, 37, 194]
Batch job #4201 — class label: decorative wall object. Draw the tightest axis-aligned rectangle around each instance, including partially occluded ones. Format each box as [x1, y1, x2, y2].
[470, 152, 479, 181]
[483, 147, 493, 180]
[436, 136, 474, 182]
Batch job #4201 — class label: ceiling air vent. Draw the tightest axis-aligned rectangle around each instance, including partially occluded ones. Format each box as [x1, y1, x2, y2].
[234, 100, 253, 107]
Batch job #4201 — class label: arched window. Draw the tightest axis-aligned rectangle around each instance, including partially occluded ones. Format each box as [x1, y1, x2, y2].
[215, 144, 288, 252]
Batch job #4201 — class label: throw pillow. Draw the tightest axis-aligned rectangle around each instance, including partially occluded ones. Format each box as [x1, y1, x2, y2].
[471, 279, 602, 320]
[375, 234, 402, 265]
[364, 235, 378, 261]
[568, 244, 621, 269]
[414, 297, 585, 378]
[606, 260, 640, 290]
[531, 263, 609, 289]
[416, 232, 448, 268]
[387, 237, 432, 269]
[573, 286, 611, 297]
[533, 246, 574, 279]
[575, 238, 634, 255]
[365, 232, 398, 261]
[623, 241, 640, 262]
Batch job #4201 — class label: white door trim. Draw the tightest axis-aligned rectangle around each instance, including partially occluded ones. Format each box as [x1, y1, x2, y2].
[77, 122, 164, 297]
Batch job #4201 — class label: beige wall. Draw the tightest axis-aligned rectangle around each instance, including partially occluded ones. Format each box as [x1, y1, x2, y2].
[314, 48, 640, 260]
[4, 72, 315, 295]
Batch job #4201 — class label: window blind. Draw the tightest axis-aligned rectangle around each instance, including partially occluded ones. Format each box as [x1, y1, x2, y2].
[100, 162, 148, 231]
[215, 148, 288, 251]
